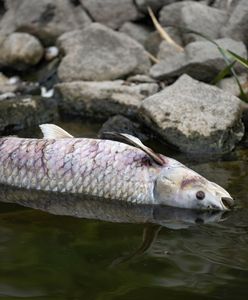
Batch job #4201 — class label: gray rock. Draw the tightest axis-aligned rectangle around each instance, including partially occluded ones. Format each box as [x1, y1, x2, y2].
[150, 38, 247, 82]
[135, 0, 180, 13]
[212, 0, 241, 10]
[0, 72, 18, 94]
[0, 0, 92, 45]
[221, 0, 248, 47]
[144, 27, 183, 56]
[157, 41, 181, 60]
[217, 74, 248, 97]
[57, 23, 151, 82]
[0, 96, 58, 133]
[80, 0, 140, 29]
[240, 102, 248, 134]
[0, 92, 16, 101]
[0, 32, 44, 70]
[140, 74, 244, 154]
[0, 73, 41, 96]
[159, 1, 228, 44]
[55, 80, 159, 118]
[98, 115, 148, 141]
[127, 74, 156, 83]
[119, 22, 152, 46]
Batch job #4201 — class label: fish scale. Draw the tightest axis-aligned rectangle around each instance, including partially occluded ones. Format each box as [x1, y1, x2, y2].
[0, 137, 162, 204]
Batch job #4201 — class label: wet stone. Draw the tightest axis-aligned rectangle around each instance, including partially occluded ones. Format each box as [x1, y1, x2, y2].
[98, 115, 148, 142]
[55, 80, 159, 119]
[0, 96, 58, 133]
[140, 74, 244, 154]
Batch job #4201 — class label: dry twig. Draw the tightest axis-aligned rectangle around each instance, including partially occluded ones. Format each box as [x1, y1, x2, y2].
[148, 6, 184, 53]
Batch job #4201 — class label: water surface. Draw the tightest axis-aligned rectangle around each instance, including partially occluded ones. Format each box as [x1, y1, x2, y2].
[0, 120, 248, 300]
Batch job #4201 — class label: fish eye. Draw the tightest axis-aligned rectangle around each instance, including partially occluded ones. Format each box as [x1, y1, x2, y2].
[196, 190, 205, 200]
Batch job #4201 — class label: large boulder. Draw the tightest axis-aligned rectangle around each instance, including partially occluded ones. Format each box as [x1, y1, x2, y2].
[0, 32, 44, 70]
[159, 1, 228, 44]
[140, 74, 244, 154]
[150, 38, 247, 82]
[221, 0, 248, 47]
[55, 80, 158, 118]
[0, 0, 92, 45]
[0, 96, 58, 133]
[57, 23, 151, 82]
[80, 0, 141, 29]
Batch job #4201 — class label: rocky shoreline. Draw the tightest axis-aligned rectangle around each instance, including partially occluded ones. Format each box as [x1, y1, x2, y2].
[0, 0, 247, 154]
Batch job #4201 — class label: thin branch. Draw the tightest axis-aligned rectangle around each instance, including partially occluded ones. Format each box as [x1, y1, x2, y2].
[148, 6, 184, 53]
[146, 51, 160, 64]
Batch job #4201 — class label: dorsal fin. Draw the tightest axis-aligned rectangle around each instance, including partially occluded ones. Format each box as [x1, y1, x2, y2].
[104, 132, 164, 166]
[39, 124, 73, 139]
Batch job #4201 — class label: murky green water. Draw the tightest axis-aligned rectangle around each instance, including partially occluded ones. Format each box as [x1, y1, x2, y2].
[0, 120, 248, 299]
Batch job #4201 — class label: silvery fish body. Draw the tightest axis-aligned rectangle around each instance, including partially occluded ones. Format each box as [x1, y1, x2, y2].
[0, 137, 160, 204]
[0, 124, 234, 211]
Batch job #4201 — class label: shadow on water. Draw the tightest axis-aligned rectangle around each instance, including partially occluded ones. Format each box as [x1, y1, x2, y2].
[0, 120, 248, 299]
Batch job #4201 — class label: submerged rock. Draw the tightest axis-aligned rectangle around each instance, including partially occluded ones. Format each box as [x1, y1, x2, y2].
[150, 38, 247, 82]
[80, 0, 141, 29]
[0, 96, 58, 133]
[159, 1, 228, 44]
[0, 32, 44, 70]
[57, 23, 151, 82]
[140, 74, 244, 154]
[0, 0, 92, 45]
[55, 80, 159, 118]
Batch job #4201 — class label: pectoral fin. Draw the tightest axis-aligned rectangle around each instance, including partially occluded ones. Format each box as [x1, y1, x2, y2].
[39, 124, 73, 139]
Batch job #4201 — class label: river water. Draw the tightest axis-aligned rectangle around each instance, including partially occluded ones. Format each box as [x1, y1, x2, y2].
[0, 120, 248, 299]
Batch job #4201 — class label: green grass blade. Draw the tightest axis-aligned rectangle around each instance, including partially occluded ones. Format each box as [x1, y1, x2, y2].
[177, 28, 248, 102]
[224, 49, 248, 68]
[211, 61, 236, 85]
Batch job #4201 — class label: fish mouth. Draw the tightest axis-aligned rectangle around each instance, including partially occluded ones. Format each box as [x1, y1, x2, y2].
[221, 197, 234, 210]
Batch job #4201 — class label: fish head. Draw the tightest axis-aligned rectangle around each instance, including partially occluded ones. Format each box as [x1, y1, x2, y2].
[154, 161, 234, 211]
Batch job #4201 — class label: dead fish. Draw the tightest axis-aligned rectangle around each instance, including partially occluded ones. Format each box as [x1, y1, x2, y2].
[0, 124, 234, 211]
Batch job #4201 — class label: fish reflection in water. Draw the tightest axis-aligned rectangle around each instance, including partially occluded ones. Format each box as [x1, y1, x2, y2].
[0, 184, 227, 265]
[0, 184, 226, 228]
